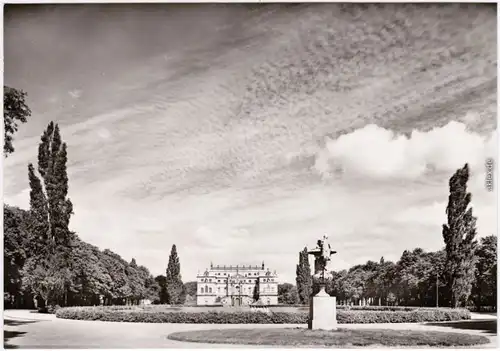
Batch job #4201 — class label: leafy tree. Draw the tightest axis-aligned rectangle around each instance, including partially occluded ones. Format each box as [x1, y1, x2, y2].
[386, 292, 397, 306]
[154, 275, 168, 304]
[165, 245, 185, 304]
[184, 281, 197, 297]
[278, 283, 298, 305]
[4, 86, 31, 156]
[341, 264, 370, 304]
[472, 235, 497, 311]
[295, 247, 312, 304]
[3, 205, 33, 308]
[70, 239, 112, 306]
[183, 281, 197, 306]
[395, 249, 433, 306]
[442, 164, 478, 307]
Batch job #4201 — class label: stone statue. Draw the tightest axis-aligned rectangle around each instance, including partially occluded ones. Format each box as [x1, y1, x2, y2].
[308, 234, 337, 285]
[307, 234, 339, 331]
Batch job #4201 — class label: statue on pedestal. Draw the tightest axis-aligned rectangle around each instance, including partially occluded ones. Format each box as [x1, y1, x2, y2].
[306, 234, 339, 331]
[308, 234, 337, 286]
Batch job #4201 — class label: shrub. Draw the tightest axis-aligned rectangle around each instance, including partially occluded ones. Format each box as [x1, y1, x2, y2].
[56, 306, 470, 324]
[336, 309, 471, 324]
[38, 304, 61, 314]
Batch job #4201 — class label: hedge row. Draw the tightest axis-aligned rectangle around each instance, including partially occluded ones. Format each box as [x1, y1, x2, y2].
[68, 305, 438, 312]
[336, 306, 435, 311]
[56, 307, 470, 324]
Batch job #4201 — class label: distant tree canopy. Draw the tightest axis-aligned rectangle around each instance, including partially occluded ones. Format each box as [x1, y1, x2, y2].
[285, 239, 495, 311]
[4, 203, 161, 308]
[4, 86, 31, 156]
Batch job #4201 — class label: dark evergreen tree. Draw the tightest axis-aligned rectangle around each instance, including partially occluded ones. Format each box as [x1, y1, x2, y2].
[253, 278, 260, 302]
[165, 245, 185, 304]
[295, 247, 312, 305]
[442, 164, 478, 307]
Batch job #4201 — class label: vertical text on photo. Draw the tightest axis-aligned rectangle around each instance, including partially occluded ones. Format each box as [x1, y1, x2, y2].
[485, 158, 494, 192]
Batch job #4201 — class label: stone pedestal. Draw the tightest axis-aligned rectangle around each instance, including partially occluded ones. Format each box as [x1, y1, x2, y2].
[308, 286, 337, 331]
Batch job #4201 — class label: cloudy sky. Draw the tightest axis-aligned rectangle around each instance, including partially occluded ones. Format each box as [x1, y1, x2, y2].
[3, 3, 497, 283]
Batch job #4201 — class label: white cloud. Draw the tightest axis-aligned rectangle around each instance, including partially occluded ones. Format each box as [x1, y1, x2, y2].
[392, 201, 496, 238]
[314, 121, 496, 180]
[68, 89, 82, 99]
[97, 128, 112, 140]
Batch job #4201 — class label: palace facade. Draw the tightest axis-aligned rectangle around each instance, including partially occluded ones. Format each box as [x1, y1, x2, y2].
[196, 262, 279, 306]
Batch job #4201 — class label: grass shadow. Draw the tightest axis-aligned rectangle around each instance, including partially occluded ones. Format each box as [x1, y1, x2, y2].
[3, 319, 40, 349]
[425, 320, 497, 335]
[4, 330, 26, 349]
[4, 320, 39, 327]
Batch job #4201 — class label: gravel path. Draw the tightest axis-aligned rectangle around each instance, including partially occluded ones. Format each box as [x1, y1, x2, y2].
[3, 310, 497, 349]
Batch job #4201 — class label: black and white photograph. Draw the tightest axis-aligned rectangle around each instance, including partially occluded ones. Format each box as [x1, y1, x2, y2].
[2, 2, 498, 349]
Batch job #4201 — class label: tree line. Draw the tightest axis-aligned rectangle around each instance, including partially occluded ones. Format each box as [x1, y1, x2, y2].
[293, 164, 497, 311]
[3, 88, 187, 309]
[5, 198, 188, 308]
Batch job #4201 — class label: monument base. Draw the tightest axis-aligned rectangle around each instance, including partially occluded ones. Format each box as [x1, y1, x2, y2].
[308, 286, 337, 331]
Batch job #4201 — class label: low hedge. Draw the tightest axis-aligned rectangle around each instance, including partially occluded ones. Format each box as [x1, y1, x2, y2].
[56, 307, 470, 324]
[336, 306, 434, 311]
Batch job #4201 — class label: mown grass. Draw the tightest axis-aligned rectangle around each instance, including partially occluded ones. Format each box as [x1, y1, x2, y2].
[167, 327, 490, 347]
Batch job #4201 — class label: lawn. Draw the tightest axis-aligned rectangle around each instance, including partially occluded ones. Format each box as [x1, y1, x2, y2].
[167, 327, 490, 347]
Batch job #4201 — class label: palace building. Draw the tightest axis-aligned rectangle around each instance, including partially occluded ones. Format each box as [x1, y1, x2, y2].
[196, 262, 279, 306]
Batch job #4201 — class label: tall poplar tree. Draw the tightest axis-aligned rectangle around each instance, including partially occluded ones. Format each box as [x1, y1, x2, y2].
[296, 247, 312, 305]
[442, 164, 478, 307]
[22, 122, 74, 307]
[27, 164, 49, 255]
[165, 245, 185, 304]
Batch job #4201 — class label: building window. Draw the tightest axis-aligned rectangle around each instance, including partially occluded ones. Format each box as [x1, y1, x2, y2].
[201, 287, 204, 293]
[218, 287, 221, 293]
[205, 285, 208, 293]
[209, 287, 213, 293]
